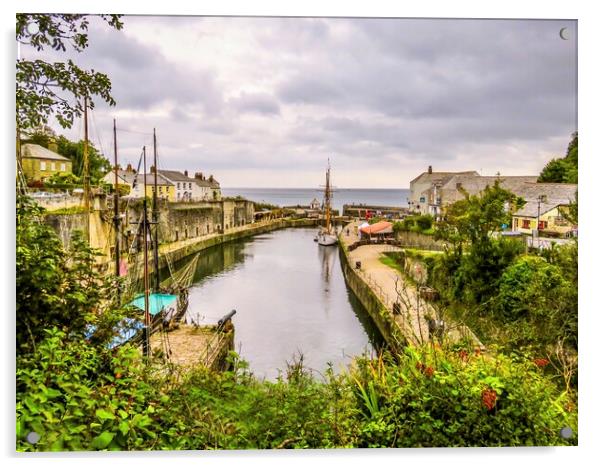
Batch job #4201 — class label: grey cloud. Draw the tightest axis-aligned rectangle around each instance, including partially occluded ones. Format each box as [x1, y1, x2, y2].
[25, 16, 576, 187]
[66, 19, 225, 113]
[228, 92, 280, 115]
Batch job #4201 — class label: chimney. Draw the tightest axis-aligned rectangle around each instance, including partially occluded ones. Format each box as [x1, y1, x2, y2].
[184, 170, 188, 177]
[48, 140, 58, 153]
[428, 165, 433, 174]
[194, 172, 203, 180]
[150, 165, 156, 174]
[126, 163, 133, 173]
[208, 174, 214, 182]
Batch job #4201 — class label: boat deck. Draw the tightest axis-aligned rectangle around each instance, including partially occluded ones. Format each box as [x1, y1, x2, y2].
[149, 324, 233, 370]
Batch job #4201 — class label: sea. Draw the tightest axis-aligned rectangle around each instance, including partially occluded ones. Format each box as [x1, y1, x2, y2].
[221, 187, 411, 214]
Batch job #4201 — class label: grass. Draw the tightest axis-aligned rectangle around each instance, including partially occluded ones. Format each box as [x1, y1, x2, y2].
[42, 206, 86, 216]
[378, 254, 404, 274]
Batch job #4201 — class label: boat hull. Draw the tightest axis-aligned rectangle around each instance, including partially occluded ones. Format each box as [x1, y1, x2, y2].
[317, 234, 338, 246]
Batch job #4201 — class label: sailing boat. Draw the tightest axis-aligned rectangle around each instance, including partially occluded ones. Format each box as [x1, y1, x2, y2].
[116, 129, 193, 353]
[316, 161, 338, 246]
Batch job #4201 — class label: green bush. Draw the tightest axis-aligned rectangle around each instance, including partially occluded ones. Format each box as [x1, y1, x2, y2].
[17, 329, 169, 451]
[494, 255, 576, 349]
[394, 215, 434, 233]
[45, 172, 81, 186]
[17, 332, 577, 450]
[351, 347, 576, 447]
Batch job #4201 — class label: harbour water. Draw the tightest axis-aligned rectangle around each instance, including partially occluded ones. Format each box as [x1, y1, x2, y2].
[221, 187, 411, 214]
[183, 227, 383, 380]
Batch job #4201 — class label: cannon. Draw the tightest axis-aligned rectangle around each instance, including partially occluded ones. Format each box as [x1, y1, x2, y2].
[217, 309, 237, 331]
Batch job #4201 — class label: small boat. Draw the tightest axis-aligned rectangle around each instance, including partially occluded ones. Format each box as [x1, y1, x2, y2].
[317, 161, 338, 246]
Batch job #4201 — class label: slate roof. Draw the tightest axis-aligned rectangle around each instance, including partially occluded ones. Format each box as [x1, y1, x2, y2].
[410, 170, 479, 185]
[21, 143, 70, 161]
[441, 175, 539, 196]
[133, 173, 174, 187]
[158, 170, 192, 182]
[513, 183, 577, 218]
[194, 178, 215, 188]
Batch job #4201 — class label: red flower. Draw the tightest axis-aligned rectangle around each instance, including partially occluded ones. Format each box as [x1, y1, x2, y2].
[481, 388, 497, 411]
[458, 349, 469, 362]
[534, 358, 549, 368]
[424, 366, 435, 378]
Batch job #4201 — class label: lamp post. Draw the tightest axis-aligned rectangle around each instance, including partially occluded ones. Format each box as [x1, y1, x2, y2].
[535, 194, 547, 248]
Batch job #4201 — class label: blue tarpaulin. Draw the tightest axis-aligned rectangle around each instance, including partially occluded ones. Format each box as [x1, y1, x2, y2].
[128, 293, 178, 316]
[108, 318, 144, 349]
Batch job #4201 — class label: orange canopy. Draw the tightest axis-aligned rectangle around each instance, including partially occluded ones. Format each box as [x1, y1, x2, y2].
[359, 221, 393, 235]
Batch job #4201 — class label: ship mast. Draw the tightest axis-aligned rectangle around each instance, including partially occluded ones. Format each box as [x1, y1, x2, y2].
[113, 119, 120, 288]
[324, 161, 331, 232]
[142, 146, 151, 358]
[152, 129, 160, 292]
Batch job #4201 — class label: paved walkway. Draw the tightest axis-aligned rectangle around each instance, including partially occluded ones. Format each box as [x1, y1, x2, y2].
[341, 222, 482, 348]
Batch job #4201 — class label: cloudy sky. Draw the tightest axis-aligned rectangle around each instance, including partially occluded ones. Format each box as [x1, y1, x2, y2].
[20, 16, 577, 188]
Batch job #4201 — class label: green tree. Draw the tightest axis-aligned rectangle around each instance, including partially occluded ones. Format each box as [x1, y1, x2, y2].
[538, 132, 578, 183]
[436, 182, 523, 247]
[16, 194, 121, 353]
[56, 135, 111, 183]
[494, 255, 576, 350]
[433, 183, 525, 303]
[16, 14, 123, 130]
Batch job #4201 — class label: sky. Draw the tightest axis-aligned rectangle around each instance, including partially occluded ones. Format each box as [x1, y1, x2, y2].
[19, 16, 577, 188]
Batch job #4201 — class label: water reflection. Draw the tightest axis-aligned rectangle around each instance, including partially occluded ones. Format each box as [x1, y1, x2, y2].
[177, 227, 383, 380]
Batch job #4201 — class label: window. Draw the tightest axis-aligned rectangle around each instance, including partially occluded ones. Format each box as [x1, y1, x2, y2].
[521, 219, 531, 229]
[40, 161, 46, 170]
[189, 182, 192, 189]
[159, 186, 163, 193]
[51, 162, 56, 170]
[177, 182, 180, 189]
[60, 163, 66, 171]
[419, 197, 425, 203]
[538, 220, 548, 230]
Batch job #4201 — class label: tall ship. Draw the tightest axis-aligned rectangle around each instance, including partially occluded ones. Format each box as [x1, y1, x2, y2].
[316, 161, 338, 246]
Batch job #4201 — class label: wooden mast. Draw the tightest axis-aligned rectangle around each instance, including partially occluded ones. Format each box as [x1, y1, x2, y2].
[83, 96, 90, 244]
[324, 160, 331, 233]
[113, 119, 121, 286]
[152, 128, 160, 292]
[142, 146, 151, 358]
